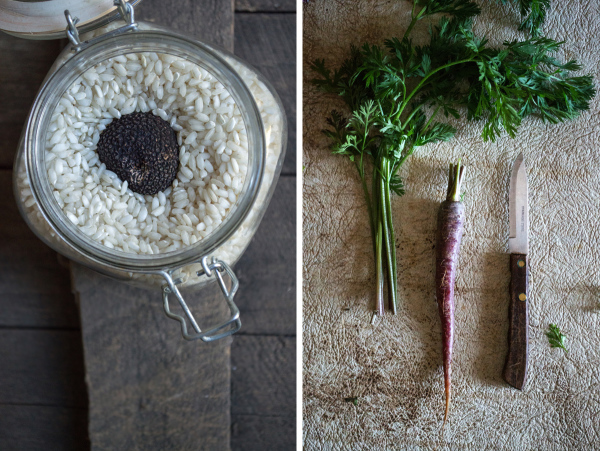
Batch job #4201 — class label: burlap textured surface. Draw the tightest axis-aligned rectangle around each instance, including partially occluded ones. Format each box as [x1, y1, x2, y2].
[303, 1, 600, 449]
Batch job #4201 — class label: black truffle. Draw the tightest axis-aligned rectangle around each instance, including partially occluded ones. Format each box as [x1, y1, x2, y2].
[97, 111, 179, 195]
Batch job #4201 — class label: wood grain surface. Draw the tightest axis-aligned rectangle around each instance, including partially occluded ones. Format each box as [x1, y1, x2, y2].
[231, 335, 296, 450]
[0, 35, 89, 449]
[72, 265, 232, 450]
[137, 0, 234, 51]
[236, 0, 295, 13]
[235, 13, 296, 175]
[0, 38, 62, 168]
[0, 329, 87, 407]
[233, 178, 296, 335]
[503, 253, 529, 391]
[231, 8, 296, 450]
[0, 171, 80, 329]
[0, 405, 89, 451]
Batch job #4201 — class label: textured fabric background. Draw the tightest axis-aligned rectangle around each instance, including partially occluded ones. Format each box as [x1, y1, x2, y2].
[302, 1, 600, 449]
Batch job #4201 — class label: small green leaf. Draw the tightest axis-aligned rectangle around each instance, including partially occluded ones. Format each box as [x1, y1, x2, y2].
[390, 174, 405, 196]
[344, 397, 359, 406]
[545, 323, 567, 353]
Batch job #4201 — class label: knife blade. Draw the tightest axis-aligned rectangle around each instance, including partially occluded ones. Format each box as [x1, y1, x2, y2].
[503, 153, 529, 390]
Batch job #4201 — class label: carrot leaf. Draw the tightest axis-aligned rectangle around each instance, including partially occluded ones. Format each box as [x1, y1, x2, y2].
[545, 323, 567, 353]
[344, 397, 359, 406]
[495, 0, 551, 36]
[310, 0, 595, 316]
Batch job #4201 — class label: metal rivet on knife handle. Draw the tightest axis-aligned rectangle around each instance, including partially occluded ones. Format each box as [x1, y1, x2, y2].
[519, 293, 526, 301]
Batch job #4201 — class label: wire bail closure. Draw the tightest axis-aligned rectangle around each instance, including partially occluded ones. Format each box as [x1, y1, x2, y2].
[161, 257, 242, 342]
[65, 0, 138, 52]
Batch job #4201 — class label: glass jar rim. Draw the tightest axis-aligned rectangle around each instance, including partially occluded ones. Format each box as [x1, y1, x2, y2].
[24, 29, 266, 273]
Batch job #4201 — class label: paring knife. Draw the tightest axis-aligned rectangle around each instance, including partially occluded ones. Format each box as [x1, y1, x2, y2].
[503, 153, 529, 390]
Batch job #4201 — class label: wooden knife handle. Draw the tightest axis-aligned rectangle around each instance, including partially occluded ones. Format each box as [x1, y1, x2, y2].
[503, 253, 529, 390]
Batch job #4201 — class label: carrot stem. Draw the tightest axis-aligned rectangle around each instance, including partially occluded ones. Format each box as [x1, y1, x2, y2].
[384, 170, 397, 314]
[375, 220, 385, 316]
[358, 146, 403, 315]
[355, 158, 376, 256]
[379, 158, 396, 314]
[447, 160, 465, 202]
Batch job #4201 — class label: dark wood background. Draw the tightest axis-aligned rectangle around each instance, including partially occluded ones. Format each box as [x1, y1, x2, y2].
[0, 0, 295, 449]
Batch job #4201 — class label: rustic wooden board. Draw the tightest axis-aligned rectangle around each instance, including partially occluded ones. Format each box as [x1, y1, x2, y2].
[0, 329, 87, 407]
[231, 335, 296, 450]
[231, 10, 297, 450]
[0, 2, 296, 450]
[235, 13, 296, 175]
[236, 0, 296, 12]
[234, 177, 295, 335]
[231, 335, 295, 415]
[0, 36, 62, 168]
[72, 265, 232, 451]
[0, 171, 80, 328]
[137, 0, 234, 50]
[231, 416, 296, 450]
[0, 31, 88, 448]
[0, 405, 89, 451]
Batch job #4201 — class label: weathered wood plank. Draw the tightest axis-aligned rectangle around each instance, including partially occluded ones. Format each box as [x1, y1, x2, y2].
[0, 31, 87, 451]
[0, 405, 89, 451]
[0, 35, 62, 168]
[231, 415, 295, 451]
[234, 13, 296, 174]
[230, 11, 296, 450]
[0, 171, 80, 328]
[0, 329, 87, 407]
[234, 176, 295, 335]
[231, 335, 295, 416]
[236, 0, 296, 12]
[0, 124, 21, 169]
[230, 335, 295, 449]
[0, 36, 62, 85]
[73, 265, 232, 450]
[137, 0, 234, 51]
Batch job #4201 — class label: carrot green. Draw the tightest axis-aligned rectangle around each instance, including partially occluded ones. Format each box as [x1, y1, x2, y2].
[546, 323, 567, 353]
[310, 0, 594, 314]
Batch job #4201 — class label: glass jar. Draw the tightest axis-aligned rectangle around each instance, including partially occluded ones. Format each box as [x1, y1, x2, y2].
[10, 1, 287, 341]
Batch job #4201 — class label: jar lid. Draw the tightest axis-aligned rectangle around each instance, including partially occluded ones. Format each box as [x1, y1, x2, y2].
[0, 0, 142, 39]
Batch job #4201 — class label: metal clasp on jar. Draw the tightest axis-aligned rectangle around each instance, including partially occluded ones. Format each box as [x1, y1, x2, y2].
[160, 256, 241, 342]
[65, 0, 138, 52]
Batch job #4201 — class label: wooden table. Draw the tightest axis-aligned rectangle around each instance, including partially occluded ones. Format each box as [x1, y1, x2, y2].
[0, 1, 295, 449]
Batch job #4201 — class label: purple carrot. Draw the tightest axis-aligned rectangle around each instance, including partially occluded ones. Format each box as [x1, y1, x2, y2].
[435, 160, 466, 427]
